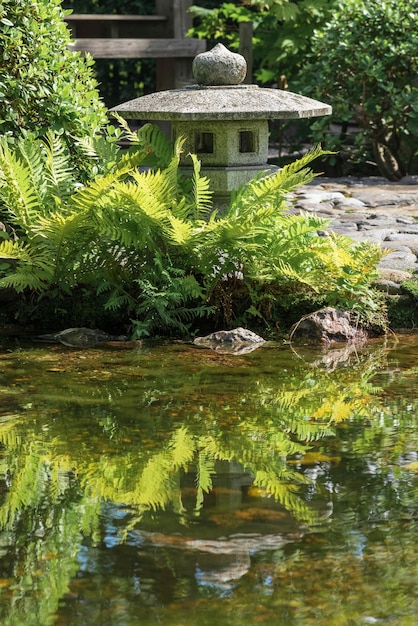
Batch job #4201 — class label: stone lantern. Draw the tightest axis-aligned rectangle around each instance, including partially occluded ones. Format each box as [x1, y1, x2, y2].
[111, 44, 332, 206]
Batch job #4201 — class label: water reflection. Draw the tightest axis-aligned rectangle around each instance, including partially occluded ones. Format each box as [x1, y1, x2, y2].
[0, 336, 417, 625]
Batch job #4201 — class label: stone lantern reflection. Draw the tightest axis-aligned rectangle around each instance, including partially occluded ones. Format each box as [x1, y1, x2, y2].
[111, 44, 332, 207]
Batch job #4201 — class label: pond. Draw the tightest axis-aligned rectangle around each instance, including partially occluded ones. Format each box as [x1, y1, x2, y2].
[0, 332, 417, 625]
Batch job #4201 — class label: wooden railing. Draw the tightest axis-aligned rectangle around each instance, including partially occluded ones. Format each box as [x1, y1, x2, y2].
[65, 0, 206, 91]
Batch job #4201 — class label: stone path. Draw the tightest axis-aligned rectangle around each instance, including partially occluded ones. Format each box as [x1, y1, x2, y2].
[289, 176, 418, 291]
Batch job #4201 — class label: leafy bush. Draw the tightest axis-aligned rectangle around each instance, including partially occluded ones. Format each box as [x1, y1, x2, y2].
[62, 0, 155, 107]
[0, 123, 385, 337]
[299, 0, 418, 179]
[0, 0, 107, 144]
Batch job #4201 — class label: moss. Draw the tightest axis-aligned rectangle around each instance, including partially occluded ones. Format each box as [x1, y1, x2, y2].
[386, 294, 418, 330]
[400, 279, 418, 301]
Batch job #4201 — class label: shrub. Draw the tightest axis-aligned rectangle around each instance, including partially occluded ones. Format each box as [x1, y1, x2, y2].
[62, 0, 155, 107]
[0, 0, 107, 143]
[299, 0, 418, 179]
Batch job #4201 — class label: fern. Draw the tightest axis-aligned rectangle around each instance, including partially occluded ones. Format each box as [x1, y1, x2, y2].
[43, 131, 78, 207]
[0, 137, 43, 227]
[229, 144, 327, 215]
[0, 239, 55, 291]
[188, 153, 213, 220]
[129, 253, 214, 338]
[0, 128, 386, 333]
[110, 113, 174, 168]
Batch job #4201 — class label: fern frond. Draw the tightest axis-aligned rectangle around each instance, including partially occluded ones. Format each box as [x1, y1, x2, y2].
[109, 112, 142, 144]
[349, 241, 385, 272]
[255, 258, 321, 289]
[0, 137, 43, 226]
[164, 215, 194, 245]
[104, 289, 135, 311]
[136, 122, 174, 167]
[188, 153, 213, 219]
[72, 168, 133, 215]
[110, 114, 174, 167]
[43, 131, 77, 207]
[230, 145, 328, 213]
[11, 136, 47, 211]
[169, 427, 195, 468]
[195, 449, 215, 495]
[129, 168, 175, 213]
[158, 136, 186, 201]
[29, 211, 89, 276]
[0, 240, 54, 291]
[0, 238, 30, 261]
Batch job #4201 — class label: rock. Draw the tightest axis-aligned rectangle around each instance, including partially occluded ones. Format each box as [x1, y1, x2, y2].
[399, 175, 418, 185]
[334, 197, 366, 208]
[377, 268, 413, 284]
[290, 308, 368, 345]
[193, 327, 265, 353]
[378, 250, 417, 271]
[396, 216, 417, 225]
[382, 241, 418, 259]
[34, 327, 127, 348]
[372, 279, 402, 295]
[298, 190, 347, 203]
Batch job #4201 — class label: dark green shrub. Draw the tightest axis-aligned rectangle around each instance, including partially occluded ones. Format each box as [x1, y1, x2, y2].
[0, 0, 107, 141]
[300, 0, 418, 180]
[62, 0, 155, 107]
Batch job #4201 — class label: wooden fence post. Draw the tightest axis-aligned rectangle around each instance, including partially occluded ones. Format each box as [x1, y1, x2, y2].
[239, 22, 253, 84]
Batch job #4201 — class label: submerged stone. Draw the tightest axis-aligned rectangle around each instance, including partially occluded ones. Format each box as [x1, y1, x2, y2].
[193, 327, 265, 352]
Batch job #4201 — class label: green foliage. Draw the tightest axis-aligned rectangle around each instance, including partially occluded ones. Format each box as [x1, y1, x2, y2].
[188, 0, 339, 85]
[400, 279, 418, 301]
[387, 294, 418, 330]
[62, 0, 156, 107]
[0, 125, 214, 334]
[0, 0, 107, 147]
[190, 146, 385, 327]
[386, 279, 418, 329]
[299, 0, 418, 179]
[0, 126, 386, 336]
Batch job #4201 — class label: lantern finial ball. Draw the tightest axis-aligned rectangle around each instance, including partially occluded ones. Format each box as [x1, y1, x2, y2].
[192, 43, 247, 86]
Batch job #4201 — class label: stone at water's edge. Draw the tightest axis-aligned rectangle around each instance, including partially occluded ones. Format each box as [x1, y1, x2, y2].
[193, 327, 266, 347]
[290, 308, 368, 345]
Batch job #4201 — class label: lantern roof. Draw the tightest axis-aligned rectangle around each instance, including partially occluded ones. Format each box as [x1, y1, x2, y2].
[111, 44, 332, 122]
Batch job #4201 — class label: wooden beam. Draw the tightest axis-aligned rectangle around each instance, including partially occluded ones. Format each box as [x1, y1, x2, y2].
[65, 14, 167, 22]
[70, 38, 206, 59]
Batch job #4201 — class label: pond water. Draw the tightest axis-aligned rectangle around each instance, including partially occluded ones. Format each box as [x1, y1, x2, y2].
[0, 333, 417, 625]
